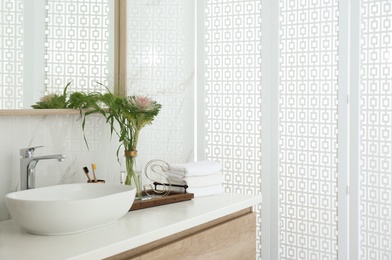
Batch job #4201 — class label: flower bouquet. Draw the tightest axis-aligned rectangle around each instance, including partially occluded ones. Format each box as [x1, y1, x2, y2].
[31, 83, 162, 199]
[88, 92, 162, 199]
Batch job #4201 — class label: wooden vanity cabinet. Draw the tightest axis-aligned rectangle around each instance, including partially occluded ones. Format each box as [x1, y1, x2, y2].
[108, 208, 256, 260]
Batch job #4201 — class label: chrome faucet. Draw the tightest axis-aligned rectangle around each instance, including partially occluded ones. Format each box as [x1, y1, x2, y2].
[20, 146, 66, 190]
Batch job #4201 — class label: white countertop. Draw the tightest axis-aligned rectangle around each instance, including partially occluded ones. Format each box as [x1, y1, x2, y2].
[0, 193, 262, 260]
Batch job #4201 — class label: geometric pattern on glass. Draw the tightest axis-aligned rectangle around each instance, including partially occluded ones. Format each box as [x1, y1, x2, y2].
[204, 0, 262, 257]
[279, 1, 339, 259]
[0, 0, 23, 109]
[126, 0, 195, 165]
[360, 1, 392, 259]
[45, 0, 111, 94]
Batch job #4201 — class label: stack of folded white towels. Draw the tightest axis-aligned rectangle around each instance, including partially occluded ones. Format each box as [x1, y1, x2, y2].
[167, 160, 223, 197]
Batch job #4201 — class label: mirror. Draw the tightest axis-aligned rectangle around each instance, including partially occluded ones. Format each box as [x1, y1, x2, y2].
[0, 0, 115, 110]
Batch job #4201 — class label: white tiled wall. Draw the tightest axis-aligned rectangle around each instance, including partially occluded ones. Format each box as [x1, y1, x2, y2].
[0, 108, 194, 222]
[0, 114, 121, 221]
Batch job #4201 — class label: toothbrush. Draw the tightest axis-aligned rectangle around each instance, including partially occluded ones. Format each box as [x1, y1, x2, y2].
[91, 164, 97, 182]
[83, 167, 91, 181]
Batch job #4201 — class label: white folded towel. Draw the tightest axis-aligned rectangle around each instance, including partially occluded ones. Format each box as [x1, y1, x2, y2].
[166, 174, 186, 185]
[169, 160, 222, 177]
[168, 172, 223, 188]
[187, 184, 224, 197]
[185, 172, 223, 187]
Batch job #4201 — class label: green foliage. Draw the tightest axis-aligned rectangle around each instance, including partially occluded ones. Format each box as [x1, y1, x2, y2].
[91, 90, 162, 155]
[68, 92, 101, 110]
[123, 96, 162, 132]
[31, 82, 162, 156]
[32, 82, 161, 154]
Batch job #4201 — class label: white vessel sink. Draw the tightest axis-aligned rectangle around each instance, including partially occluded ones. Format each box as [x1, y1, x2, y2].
[5, 183, 136, 235]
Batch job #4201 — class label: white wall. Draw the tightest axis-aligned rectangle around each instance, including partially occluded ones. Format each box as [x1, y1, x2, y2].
[0, 114, 121, 221]
[0, 102, 194, 222]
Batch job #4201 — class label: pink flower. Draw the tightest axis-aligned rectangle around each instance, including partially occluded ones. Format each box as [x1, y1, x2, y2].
[40, 94, 57, 102]
[129, 96, 154, 111]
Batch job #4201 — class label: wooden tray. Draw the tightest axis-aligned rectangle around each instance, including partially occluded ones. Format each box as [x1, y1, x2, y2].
[129, 190, 194, 211]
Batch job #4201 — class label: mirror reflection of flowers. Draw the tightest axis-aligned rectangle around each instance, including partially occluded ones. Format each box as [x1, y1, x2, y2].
[31, 82, 71, 109]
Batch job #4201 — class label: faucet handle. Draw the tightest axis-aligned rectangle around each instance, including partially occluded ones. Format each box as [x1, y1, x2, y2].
[20, 146, 44, 158]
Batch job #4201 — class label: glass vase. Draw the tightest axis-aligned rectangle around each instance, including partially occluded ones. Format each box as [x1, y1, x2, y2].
[124, 150, 143, 200]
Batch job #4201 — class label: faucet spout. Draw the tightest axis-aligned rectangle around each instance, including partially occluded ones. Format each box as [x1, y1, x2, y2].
[20, 147, 66, 190]
[28, 154, 66, 165]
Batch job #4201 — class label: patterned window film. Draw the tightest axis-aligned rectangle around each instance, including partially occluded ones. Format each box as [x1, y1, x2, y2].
[45, 0, 113, 94]
[279, 1, 339, 259]
[0, 0, 23, 109]
[204, 0, 262, 257]
[360, 1, 392, 259]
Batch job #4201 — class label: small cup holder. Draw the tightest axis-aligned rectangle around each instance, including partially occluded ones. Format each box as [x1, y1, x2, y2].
[87, 180, 105, 184]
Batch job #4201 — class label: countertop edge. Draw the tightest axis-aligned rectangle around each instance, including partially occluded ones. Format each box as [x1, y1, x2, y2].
[0, 193, 262, 260]
[79, 194, 262, 259]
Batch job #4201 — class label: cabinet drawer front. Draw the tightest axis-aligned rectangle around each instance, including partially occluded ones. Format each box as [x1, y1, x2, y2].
[141, 212, 256, 260]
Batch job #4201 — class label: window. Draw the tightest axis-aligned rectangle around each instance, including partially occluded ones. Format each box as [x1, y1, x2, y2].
[200, 0, 392, 259]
